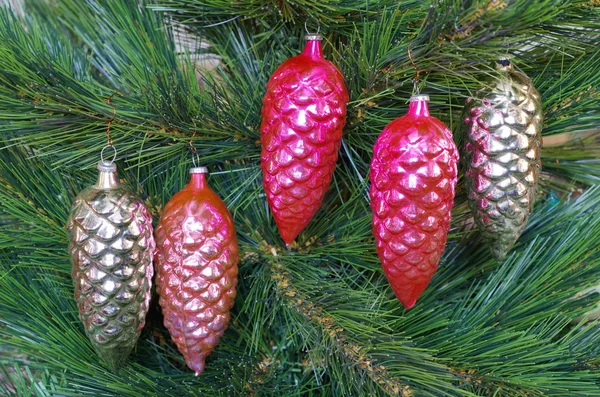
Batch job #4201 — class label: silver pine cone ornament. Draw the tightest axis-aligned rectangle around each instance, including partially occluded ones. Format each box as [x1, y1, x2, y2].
[462, 59, 543, 260]
[66, 160, 155, 371]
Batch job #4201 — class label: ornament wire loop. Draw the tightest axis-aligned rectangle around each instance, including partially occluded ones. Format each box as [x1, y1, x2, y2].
[104, 91, 118, 147]
[304, 19, 320, 35]
[100, 144, 117, 165]
[189, 122, 199, 168]
[191, 151, 201, 169]
[408, 42, 421, 95]
[413, 80, 421, 96]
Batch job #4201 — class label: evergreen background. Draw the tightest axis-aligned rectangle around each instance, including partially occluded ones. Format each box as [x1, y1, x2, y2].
[1, 1, 600, 395]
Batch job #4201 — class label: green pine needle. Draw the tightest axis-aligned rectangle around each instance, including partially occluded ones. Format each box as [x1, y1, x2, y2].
[1, 1, 600, 395]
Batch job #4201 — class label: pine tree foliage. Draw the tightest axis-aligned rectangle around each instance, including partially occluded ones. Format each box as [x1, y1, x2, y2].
[1, 0, 600, 395]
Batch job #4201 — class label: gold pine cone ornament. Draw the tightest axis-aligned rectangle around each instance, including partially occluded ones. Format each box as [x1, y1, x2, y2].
[462, 59, 543, 260]
[66, 160, 155, 371]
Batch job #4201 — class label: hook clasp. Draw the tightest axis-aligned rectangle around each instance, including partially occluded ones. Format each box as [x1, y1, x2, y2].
[413, 80, 421, 95]
[191, 150, 201, 169]
[304, 19, 321, 36]
[100, 144, 117, 164]
[189, 126, 200, 168]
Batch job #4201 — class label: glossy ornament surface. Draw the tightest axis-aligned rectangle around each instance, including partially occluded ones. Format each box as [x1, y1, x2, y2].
[370, 96, 458, 309]
[66, 161, 155, 371]
[261, 34, 348, 245]
[462, 60, 542, 260]
[154, 168, 239, 375]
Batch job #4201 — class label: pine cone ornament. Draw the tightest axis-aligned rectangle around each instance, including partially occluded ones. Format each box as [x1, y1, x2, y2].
[154, 167, 239, 375]
[462, 59, 543, 260]
[66, 161, 154, 371]
[261, 33, 348, 245]
[370, 95, 459, 309]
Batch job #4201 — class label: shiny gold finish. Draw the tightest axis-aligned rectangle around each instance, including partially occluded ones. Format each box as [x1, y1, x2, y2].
[462, 60, 543, 259]
[66, 161, 154, 371]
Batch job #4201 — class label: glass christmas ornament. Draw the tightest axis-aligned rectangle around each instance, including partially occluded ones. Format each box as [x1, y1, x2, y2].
[462, 59, 543, 260]
[67, 160, 155, 371]
[154, 167, 239, 375]
[260, 33, 348, 245]
[370, 95, 459, 309]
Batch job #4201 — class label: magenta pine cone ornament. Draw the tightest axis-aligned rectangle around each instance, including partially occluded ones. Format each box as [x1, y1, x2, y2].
[260, 33, 348, 245]
[370, 95, 459, 309]
[154, 167, 239, 375]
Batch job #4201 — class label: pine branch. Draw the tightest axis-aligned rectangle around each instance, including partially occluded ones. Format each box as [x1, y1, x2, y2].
[264, 256, 445, 397]
[1, 1, 600, 395]
[150, 0, 416, 30]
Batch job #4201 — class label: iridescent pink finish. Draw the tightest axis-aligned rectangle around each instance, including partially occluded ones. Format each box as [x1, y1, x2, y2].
[154, 168, 239, 375]
[260, 35, 348, 245]
[370, 96, 458, 309]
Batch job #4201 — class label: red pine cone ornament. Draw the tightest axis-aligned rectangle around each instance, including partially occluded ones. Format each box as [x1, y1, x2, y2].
[370, 95, 459, 309]
[154, 167, 239, 375]
[260, 33, 348, 245]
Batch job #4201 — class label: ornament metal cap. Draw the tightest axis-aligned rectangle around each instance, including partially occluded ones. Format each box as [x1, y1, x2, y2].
[410, 94, 430, 102]
[496, 55, 513, 68]
[97, 161, 117, 172]
[190, 167, 209, 174]
[304, 34, 323, 41]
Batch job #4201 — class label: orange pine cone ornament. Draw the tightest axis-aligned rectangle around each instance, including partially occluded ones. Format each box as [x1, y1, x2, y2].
[154, 167, 239, 375]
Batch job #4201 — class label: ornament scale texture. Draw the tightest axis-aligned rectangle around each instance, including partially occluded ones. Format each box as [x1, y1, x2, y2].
[370, 96, 459, 309]
[260, 34, 348, 245]
[154, 168, 239, 375]
[67, 161, 154, 371]
[462, 60, 543, 260]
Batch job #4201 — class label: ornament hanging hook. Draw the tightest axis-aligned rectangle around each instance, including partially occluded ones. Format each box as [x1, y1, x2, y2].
[304, 19, 321, 36]
[408, 42, 421, 95]
[104, 91, 119, 147]
[99, 91, 119, 165]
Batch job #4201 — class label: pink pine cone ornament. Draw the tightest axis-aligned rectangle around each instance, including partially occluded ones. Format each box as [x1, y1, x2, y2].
[260, 33, 348, 245]
[370, 95, 459, 309]
[154, 168, 239, 375]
